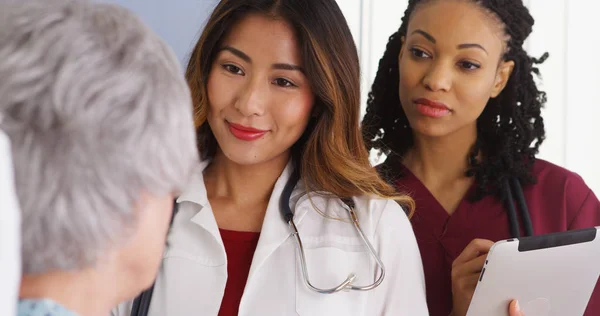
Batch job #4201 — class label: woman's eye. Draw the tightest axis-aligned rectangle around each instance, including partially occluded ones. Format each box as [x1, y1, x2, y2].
[223, 64, 244, 75]
[410, 48, 431, 59]
[273, 78, 296, 87]
[458, 61, 481, 70]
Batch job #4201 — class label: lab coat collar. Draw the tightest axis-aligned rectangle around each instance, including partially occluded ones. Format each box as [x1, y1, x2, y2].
[175, 159, 222, 252]
[175, 158, 310, 272]
[176, 159, 210, 207]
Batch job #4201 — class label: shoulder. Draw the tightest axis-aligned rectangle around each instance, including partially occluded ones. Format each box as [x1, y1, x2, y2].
[301, 193, 421, 271]
[532, 158, 584, 184]
[18, 299, 78, 316]
[528, 159, 600, 227]
[350, 195, 414, 242]
[364, 196, 411, 227]
[530, 158, 592, 198]
[299, 192, 412, 237]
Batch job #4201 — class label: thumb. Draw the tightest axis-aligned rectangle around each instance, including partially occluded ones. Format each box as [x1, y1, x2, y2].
[509, 300, 524, 316]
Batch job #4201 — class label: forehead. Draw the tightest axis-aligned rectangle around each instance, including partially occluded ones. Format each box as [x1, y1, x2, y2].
[220, 13, 302, 63]
[407, 1, 506, 52]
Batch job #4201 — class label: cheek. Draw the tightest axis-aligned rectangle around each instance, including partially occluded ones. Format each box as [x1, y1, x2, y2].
[455, 75, 496, 112]
[398, 75, 415, 109]
[206, 70, 235, 116]
[273, 91, 314, 133]
[398, 58, 420, 94]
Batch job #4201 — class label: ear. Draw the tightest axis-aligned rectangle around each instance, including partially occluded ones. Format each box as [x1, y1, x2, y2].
[490, 60, 515, 98]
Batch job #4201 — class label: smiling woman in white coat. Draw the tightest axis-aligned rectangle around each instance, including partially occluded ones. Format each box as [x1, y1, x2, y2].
[114, 0, 429, 315]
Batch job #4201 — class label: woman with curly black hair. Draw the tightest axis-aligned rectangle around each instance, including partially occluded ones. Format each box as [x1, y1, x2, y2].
[361, 1, 600, 315]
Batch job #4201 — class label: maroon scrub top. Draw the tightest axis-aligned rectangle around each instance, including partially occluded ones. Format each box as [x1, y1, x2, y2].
[386, 159, 600, 316]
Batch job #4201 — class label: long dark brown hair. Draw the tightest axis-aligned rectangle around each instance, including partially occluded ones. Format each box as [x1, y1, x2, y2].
[186, 0, 414, 211]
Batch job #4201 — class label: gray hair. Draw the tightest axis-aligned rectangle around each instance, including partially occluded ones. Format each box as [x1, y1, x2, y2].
[0, 0, 199, 274]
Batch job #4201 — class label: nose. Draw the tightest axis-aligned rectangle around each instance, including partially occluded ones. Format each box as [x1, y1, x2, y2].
[234, 76, 267, 117]
[422, 61, 452, 92]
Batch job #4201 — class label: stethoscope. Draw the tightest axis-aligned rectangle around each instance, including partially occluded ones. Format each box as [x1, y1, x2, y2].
[130, 168, 386, 316]
[503, 177, 535, 238]
[280, 167, 386, 294]
[130, 169, 534, 316]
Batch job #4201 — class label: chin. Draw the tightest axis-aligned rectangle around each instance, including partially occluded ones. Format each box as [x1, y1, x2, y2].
[410, 120, 453, 138]
[221, 148, 270, 165]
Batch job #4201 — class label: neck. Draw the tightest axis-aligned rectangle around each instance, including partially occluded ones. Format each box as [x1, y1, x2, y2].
[204, 149, 290, 206]
[20, 269, 117, 316]
[404, 124, 477, 185]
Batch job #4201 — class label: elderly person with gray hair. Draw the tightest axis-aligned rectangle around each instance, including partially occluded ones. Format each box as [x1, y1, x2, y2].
[0, 0, 199, 315]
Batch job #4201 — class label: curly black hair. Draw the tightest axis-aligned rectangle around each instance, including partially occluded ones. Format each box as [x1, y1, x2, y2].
[362, 0, 549, 201]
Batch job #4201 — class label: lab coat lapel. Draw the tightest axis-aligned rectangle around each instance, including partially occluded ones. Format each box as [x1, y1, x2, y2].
[247, 161, 309, 280]
[177, 160, 225, 257]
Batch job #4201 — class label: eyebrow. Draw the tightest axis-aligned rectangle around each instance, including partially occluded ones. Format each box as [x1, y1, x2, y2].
[220, 46, 304, 72]
[272, 63, 304, 72]
[221, 46, 250, 62]
[457, 43, 488, 54]
[411, 29, 436, 43]
[410, 29, 488, 54]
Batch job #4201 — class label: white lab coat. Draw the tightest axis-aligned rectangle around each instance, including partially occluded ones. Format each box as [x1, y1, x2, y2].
[0, 130, 21, 316]
[113, 159, 428, 316]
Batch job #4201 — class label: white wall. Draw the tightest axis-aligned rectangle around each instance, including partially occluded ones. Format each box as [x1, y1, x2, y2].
[337, 0, 600, 195]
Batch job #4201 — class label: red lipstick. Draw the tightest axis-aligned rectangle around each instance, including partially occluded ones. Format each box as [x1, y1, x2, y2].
[227, 122, 268, 141]
[413, 98, 451, 118]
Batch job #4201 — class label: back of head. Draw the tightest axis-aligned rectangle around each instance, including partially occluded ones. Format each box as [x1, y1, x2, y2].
[0, 0, 199, 274]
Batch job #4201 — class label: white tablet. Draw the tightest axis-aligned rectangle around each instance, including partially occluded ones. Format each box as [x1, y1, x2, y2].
[466, 226, 600, 316]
